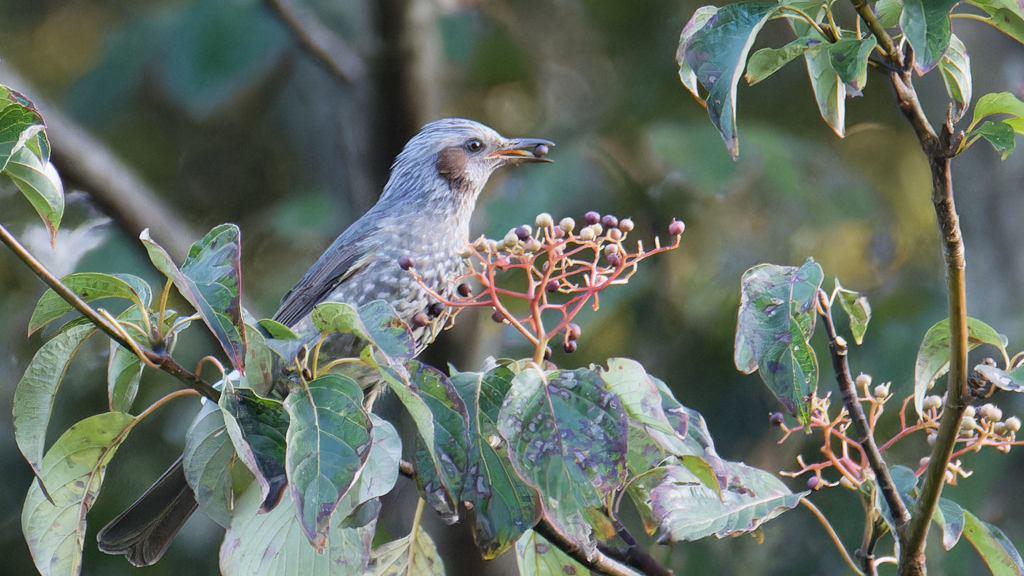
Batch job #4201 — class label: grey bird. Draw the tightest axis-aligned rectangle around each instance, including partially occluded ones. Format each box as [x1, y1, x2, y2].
[96, 118, 553, 566]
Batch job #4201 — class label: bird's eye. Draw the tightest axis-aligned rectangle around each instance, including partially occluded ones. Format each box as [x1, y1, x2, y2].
[464, 138, 483, 153]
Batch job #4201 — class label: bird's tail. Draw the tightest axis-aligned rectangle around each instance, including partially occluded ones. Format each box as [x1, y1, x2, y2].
[96, 456, 199, 567]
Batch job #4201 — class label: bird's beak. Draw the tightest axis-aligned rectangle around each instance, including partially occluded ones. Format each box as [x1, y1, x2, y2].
[490, 138, 555, 163]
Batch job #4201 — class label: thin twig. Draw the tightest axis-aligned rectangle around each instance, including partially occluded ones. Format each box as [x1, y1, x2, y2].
[801, 498, 863, 575]
[0, 222, 220, 401]
[817, 292, 911, 530]
[263, 0, 365, 84]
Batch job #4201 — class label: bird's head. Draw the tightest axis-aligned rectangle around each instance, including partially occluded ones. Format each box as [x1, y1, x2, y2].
[380, 118, 553, 213]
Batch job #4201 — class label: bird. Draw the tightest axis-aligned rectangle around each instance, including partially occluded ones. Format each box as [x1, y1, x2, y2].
[96, 118, 553, 566]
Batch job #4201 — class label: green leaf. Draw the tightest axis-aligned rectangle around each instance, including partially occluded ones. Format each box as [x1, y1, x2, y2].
[334, 414, 401, 521]
[220, 482, 375, 576]
[735, 259, 823, 424]
[828, 36, 876, 93]
[183, 401, 246, 528]
[219, 380, 289, 512]
[21, 412, 136, 576]
[972, 120, 1017, 159]
[28, 272, 152, 336]
[914, 317, 1009, 416]
[107, 343, 143, 413]
[13, 324, 95, 479]
[257, 318, 298, 340]
[497, 368, 628, 558]
[515, 529, 588, 576]
[283, 373, 372, 550]
[901, 0, 959, 75]
[650, 461, 805, 542]
[745, 38, 816, 86]
[676, 2, 783, 158]
[973, 92, 1024, 127]
[404, 361, 470, 523]
[963, 508, 1024, 575]
[835, 279, 871, 345]
[366, 525, 445, 576]
[242, 322, 275, 396]
[311, 300, 416, 360]
[939, 34, 972, 122]
[141, 225, 246, 369]
[933, 497, 966, 551]
[452, 366, 540, 558]
[0, 85, 49, 169]
[597, 358, 677, 436]
[877, 0, 903, 28]
[973, 363, 1024, 394]
[4, 145, 64, 242]
[805, 42, 846, 137]
[964, 0, 1024, 44]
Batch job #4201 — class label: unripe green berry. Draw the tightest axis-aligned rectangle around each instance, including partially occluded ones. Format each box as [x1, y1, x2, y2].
[856, 373, 872, 388]
[579, 227, 596, 241]
[591, 223, 603, 236]
[504, 229, 520, 246]
[535, 213, 554, 228]
[840, 476, 855, 490]
[923, 395, 942, 410]
[961, 416, 977, 431]
[559, 217, 576, 232]
[920, 456, 930, 469]
[994, 422, 1008, 435]
[927, 433, 937, 447]
[524, 238, 542, 252]
[963, 405, 976, 419]
[873, 384, 888, 399]
[1005, 416, 1021, 432]
[980, 403, 1003, 423]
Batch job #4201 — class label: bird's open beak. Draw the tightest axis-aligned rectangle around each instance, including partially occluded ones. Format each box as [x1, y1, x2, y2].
[490, 138, 555, 163]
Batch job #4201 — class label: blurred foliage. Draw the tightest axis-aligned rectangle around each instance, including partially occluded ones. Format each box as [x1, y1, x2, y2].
[1, 0, 1023, 575]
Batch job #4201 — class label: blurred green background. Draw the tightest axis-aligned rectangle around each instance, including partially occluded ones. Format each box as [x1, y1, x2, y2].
[2, 0, 1024, 574]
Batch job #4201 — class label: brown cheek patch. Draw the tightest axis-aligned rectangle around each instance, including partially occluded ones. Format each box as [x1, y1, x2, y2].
[436, 147, 471, 193]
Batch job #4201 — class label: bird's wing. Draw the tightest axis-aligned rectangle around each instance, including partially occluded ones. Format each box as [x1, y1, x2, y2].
[272, 228, 378, 328]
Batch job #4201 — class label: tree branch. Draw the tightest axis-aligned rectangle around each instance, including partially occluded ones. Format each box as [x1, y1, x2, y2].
[533, 520, 645, 576]
[849, 4, 970, 572]
[263, 0, 365, 84]
[0, 222, 220, 401]
[818, 292, 911, 532]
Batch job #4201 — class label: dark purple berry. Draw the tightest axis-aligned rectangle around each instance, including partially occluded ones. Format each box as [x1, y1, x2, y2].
[563, 340, 577, 353]
[770, 412, 785, 427]
[546, 279, 560, 292]
[553, 226, 565, 239]
[601, 215, 618, 229]
[428, 302, 446, 317]
[544, 346, 552, 360]
[607, 228, 622, 241]
[668, 219, 685, 236]
[567, 323, 582, 340]
[807, 476, 820, 490]
[411, 312, 429, 327]
[618, 218, 634, 233]
[491, 309, 505, 323]
[606, 253, 622, 268]
[515, 225, 532, 241]
[534, 144, 549, 158]
[399, 255, 414, 270]
[584, 211, 601, 225]
[457, 283, 472, 297]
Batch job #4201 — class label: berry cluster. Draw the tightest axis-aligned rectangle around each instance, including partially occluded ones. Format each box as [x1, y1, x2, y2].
[412, 211, 683, 363]
[774, 373, 1024, 491]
